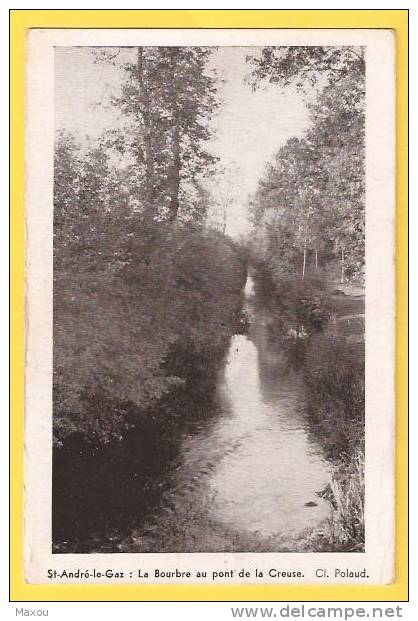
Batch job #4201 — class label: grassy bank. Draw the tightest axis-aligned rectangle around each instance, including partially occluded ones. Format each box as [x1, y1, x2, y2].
[303, 449, 364, 552]
[302, 332, 364, 551]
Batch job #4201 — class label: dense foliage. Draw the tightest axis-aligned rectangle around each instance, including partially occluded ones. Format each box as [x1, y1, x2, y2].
[53, 132, 245, 448]
[53, 48, 246, 548]
[97, 46, 219, 223]
[248, 46, 365, 283]
[53, 47, 247, 451]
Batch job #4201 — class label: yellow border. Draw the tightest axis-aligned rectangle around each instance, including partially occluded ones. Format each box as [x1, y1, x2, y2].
[10, 9, 408, 602]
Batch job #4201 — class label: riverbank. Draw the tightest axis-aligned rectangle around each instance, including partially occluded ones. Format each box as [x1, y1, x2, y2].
[53, 244, 364, 553]
[301, 332, 365, 552]
[52, 224, 247, 552]
[251, 263, 365, 552]
[117, 282, 335, 553]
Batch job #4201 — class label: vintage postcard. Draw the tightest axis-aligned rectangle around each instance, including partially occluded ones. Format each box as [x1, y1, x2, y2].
[20, 22, 401, 594]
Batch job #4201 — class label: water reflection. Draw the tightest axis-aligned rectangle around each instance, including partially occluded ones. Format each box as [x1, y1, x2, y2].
[208, 335, 330, 537]
[170, 277, 331, 545]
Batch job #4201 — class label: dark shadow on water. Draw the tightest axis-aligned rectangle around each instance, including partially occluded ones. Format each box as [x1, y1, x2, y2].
[52, 344, 229, 553]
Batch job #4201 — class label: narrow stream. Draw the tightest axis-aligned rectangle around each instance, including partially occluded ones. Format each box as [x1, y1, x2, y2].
[133, 275, 332, 552]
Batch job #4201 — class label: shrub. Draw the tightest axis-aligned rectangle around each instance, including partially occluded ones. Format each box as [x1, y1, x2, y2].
[53, 218, 246, 447]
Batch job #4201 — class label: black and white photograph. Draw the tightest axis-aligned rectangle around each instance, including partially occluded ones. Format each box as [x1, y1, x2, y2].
[24, 28, 395, 584]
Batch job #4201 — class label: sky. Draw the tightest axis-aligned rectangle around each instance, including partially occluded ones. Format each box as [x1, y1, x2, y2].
[55, 47, 310, 237]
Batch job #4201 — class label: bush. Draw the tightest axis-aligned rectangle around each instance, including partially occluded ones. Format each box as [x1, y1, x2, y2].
[53, 219, 246, 447]
[53, 212, 247, 549]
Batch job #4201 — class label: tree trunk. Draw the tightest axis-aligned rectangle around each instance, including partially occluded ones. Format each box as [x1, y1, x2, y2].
[300, 202, 309, 281]
[315, 248, 318, 270]
[302, 224, 308, 279]
[169, 49, 181, 221]
[137, 48, 155, 211]
[170, 120, 181, 220]
[340, 248, 345, 284]
[302, 245, 307, 280]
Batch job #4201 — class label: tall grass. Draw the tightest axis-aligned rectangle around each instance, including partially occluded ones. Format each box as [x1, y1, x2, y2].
[312, 449, 364, 552]
[302, 332, 365, 552]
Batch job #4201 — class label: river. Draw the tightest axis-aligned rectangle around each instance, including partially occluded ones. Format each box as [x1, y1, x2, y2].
[125, 275, 332, 553]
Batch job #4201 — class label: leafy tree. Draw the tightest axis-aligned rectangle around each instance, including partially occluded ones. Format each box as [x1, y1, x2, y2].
[107, 46, 219, 222]
[248, 45, 365, 283]
[53, 130, 245, 447]
[248, 46, 364, 94]
[53, 131, 82, 253]
[306, 75, 365, 281]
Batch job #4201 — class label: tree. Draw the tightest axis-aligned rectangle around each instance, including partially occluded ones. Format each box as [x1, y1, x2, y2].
[108, 46, 219, 223]
[249, 137, 327, 279]
[53, 131, 82, 253]
[207, 162, 240, 234]
[248, 46, 364, 95]
[248, 45, 365, 283]
[53, 129, 246, 447]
